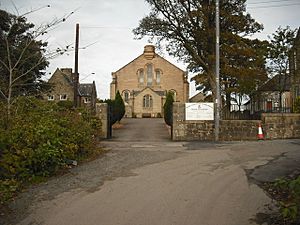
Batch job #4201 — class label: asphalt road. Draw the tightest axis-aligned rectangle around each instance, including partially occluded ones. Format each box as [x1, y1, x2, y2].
[2, 118, 300, 225]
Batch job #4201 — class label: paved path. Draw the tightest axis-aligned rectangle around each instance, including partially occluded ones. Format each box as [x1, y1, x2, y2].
[3, 118, 300, 225]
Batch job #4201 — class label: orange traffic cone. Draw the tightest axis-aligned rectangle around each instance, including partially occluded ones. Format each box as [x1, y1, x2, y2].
[257, 123, 264, 140]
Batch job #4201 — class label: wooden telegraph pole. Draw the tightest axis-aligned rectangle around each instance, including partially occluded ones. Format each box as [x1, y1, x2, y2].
[74, 23, 79, 108]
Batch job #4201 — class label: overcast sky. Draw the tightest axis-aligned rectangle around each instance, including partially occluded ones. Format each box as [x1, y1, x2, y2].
[1, 0, 300, 99]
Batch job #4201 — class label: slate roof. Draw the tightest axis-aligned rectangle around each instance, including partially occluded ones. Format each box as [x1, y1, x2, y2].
[258, 75, 291, 92]
[78, 83, 95, 97]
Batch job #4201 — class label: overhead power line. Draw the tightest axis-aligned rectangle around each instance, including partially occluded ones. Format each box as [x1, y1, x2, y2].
[247, 2, 300, 9]
[247, 0, 299, 5]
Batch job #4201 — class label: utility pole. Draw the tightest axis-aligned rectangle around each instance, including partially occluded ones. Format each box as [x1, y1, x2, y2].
[215, 0, 221, 141]
[74, 23, 79, 108]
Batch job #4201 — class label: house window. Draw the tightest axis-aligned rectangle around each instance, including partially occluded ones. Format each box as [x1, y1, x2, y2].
[84, 97, 91, 103]
[60, 94, 68, 101]
[138, 69, 144, 85]
[143, 95, 152, 108]
[147, 64, 153, 86]
[48, 95, 55, 101]
[156, 70, 161, 85]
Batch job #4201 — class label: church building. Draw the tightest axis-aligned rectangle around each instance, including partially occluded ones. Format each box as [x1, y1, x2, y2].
[110, 45, 189, 118]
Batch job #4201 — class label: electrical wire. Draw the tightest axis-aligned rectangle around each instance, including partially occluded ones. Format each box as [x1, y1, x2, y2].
[247, 0, 299, 5]
[247, 2, 300, 8]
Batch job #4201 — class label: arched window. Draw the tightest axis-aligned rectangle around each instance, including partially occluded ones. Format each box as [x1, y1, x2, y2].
[138, 69, 144, 85]
[143, 95, 153, 108]
[155, 70, 161, 85]
[147, 64, 153, 86]
[123, 90, 130, 102]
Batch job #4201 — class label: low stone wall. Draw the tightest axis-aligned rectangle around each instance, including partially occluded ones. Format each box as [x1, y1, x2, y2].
[172, 103, 300, 141]
[262, 113, 300, 139]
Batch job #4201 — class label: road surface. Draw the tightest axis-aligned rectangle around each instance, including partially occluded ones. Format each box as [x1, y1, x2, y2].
[2, 118, 300, 225]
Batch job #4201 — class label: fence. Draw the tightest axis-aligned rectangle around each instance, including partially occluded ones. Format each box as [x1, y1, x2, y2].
[222, 100, 294, 120]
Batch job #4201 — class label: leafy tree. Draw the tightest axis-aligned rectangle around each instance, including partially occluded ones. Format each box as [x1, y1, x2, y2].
[0, 8, 72, 127]
[114, 91, 125, 122]
[164, 91, 174, 126]
[268, 26, 297, 110]
[133, 0, 268, 109]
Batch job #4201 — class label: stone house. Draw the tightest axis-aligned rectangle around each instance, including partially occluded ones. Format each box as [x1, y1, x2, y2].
[45, 68, 97, 110]
[110, 45, 189, 118]
[249, 75, 292, 113]
[290, 28, 300, 102]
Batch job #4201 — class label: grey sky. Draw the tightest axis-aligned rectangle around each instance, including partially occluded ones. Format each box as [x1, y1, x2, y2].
[1, 0, 300, 99]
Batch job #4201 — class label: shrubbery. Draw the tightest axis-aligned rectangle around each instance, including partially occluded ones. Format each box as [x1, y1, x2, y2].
[0, 97, 101, 203]
[272, 176, 300, 223]
[163, 91, 174, 126]
[104, 91, 125, 125]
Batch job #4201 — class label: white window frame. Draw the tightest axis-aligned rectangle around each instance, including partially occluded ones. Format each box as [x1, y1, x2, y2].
[60, 94, 68, 101]
[84, 97, 91, 103]
[48, 95, 55, 101]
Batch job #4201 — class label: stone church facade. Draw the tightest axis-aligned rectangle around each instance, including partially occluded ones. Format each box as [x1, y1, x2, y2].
[110, 45, 189, 118]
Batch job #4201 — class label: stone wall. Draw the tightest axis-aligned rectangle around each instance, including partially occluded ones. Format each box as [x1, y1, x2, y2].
[172, 103, 300, 141]
[262, 113, 300, 139]
[96, 103, 108, 139]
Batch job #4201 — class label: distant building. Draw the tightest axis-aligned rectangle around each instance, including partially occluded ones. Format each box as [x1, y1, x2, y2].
[110, 45, 189, 118]
[250, 75, 292, 113]
[45, 68, 97, 110]
[290, 28, 300, 101]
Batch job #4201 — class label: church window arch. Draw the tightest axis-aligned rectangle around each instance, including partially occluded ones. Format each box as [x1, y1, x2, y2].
[138, 69, 144, 85]
[143, 94, 153, 108]
[146, 64, 153, 86]
[122, 90, 130, 102]
[155, 69, 162, 85]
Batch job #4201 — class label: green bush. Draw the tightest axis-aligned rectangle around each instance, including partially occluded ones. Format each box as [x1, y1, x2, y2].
[0, 97, 101, 202]
[163, 91, 174, 126]
[104, 92, 125, 125]
[114, 91, 125, 122]
[273, 176, 300, 222]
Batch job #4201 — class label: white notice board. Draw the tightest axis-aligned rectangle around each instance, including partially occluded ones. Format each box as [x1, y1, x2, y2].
[185, 103, 214, 120]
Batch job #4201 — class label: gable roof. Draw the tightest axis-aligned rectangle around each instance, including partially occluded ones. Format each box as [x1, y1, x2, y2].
[113, 45, 185, 74]
[49, 68, 73, 85]
[133, 87, 166, 97]
[258, 75, 291, 92]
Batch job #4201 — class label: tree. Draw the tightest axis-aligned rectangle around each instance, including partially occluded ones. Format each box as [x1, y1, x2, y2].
[163, 91, 174, 126]
[114, 91, 125, 122]
[268, 26, 297, 110]
[133, 0, 268, 109]
[0, 7, 73, 127]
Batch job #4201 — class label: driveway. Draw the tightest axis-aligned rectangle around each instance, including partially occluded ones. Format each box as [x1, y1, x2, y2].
[2, 118, 300, 225]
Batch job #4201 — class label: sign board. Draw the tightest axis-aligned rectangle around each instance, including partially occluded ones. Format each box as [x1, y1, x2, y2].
[185, 103, 214, 120]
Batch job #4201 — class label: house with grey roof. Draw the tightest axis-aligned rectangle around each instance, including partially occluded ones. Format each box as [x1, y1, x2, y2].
[45, 68, 97, 110]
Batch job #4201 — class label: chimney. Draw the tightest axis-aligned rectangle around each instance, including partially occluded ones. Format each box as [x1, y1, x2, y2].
[143, 45, 155, 60]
